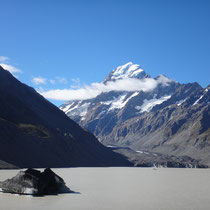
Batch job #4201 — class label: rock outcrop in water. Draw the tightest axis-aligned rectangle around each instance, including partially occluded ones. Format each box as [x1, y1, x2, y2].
[0, 168, 70, 195]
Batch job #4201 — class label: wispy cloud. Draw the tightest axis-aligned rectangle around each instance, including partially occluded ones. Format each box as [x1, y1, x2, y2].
[40, 77, 172, 101]
[32, 77, 47, 85]
[71, 78, 81, 89]
[56, 77, 68, 84]
[0, 63, 22, 74]
[0, 56, 9, 62]
[49, 79, 56, 84]
[32, 76, 68, 85]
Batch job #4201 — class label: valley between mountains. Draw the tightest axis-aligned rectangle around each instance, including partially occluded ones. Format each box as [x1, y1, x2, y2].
[60, 62, 210, 167]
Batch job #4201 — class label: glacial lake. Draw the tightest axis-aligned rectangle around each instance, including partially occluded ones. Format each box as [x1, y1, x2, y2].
[0, 167, 210, 210]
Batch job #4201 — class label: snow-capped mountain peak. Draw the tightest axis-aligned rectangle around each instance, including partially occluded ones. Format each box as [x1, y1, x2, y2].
[112, 62, 142, 78]
[103, 62, 150, 83]
[59, 62, 210, 168]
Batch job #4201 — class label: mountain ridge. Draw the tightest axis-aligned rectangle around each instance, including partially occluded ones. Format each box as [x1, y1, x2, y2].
[60, 62, 210, 166]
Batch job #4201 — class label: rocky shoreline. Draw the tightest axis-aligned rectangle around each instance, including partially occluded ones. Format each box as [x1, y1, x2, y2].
[110, 146, 208, 168]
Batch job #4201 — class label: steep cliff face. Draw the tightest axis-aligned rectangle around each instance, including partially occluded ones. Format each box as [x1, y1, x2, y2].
[61, 62, 210, 166]
[0, 65, 131, 169]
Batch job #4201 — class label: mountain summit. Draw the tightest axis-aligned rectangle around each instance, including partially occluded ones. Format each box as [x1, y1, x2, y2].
[103, 62, 150, 83]
[60, 62, 210, 167]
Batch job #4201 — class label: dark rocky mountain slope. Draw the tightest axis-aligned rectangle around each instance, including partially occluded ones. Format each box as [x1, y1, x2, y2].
[61, 62, 210, 167]
[0, 65, 132, 169]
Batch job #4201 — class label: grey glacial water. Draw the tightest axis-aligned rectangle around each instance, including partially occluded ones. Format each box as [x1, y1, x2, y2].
[0, 167, 210, 210]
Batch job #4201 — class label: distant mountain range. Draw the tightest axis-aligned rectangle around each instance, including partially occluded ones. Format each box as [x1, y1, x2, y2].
[0, 65, 131, 169]
[60, 62, 210, 167]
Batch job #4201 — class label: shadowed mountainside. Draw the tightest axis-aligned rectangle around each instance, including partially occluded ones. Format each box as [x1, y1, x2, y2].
[0, 65, 132, 169]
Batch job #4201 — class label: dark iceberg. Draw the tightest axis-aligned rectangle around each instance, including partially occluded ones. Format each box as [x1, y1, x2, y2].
[0, 168, 71, 195]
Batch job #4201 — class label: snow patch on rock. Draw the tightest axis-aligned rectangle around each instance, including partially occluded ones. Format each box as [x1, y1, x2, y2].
[108, 92, 139, 111]
[193, 95, 204, 105]
[176, 99, 186, 106]
[64, 102, 90, 119]
[61, 102, 75, 113]
[136, 95, 171, 113]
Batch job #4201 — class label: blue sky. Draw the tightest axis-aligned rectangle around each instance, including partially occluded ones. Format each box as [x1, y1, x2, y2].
[0, 0, 209, 106]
